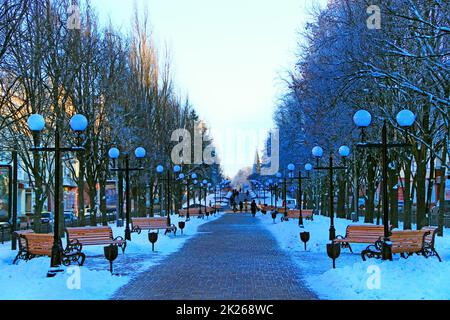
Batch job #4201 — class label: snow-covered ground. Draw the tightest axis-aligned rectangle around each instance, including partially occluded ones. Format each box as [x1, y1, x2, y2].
[0, 213, 221, 300]
[259, 212, 450, 300]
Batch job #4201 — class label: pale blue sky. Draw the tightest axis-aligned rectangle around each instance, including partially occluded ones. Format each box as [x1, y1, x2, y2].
[90, 0, 326, 177]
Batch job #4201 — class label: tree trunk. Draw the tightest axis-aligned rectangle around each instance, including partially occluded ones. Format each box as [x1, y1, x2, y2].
[149, 180, 155, 217]
[416, 157, 427, 229]
[118, 170, 124, 221]
[138, 183, 146, 217]
[100, 179, 107, 226]
[58, 157, 64, 238]
[77, 155, 85, 226]
[88, 189, 97, 226]
[425, 154, 435, 225]
[365, 156, 376, 223]
[403, 157, 413, 230]
[389, 166, 399, 228]
[438, 140, 447, 236]
[337, 173, 346, 218]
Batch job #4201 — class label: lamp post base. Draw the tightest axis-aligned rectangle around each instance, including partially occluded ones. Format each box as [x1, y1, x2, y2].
[125, 228, 131, 241]
[381, 239, 393, 261]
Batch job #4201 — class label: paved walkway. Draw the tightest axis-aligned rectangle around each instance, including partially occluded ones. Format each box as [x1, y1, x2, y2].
[113, 213, 317, 300]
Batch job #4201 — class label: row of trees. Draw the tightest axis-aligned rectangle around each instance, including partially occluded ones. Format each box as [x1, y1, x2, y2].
[0, 0, 222, 233]
[272, 0, 449, 232]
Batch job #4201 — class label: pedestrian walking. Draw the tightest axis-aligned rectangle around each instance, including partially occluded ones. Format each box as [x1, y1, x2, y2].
[251, 200, 257, 217]
[239, 201, 243, 212]
[244, 199, 248, 212]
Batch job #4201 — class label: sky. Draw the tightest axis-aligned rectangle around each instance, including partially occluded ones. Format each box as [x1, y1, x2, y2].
[90, 0, 327, 178]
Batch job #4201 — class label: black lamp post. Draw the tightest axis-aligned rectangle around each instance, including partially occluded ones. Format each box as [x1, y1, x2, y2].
[27, 113, 88, 277]
[287, 163, 312, 227]
[274, 174, 281, 209]
[353, 109, 415, 260]
[108, 146, 146, 241]
[203, 180, 209, 208]
[312, 145, 350, 241]
[267, 179, 274, 206]
[156, 164, 181, 226]
[181, 172, 198, 221]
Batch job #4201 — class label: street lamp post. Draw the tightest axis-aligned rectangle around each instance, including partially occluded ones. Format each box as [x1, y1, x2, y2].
[275, 173, 282, 209]
[27, 113, 88, 276]
[353, 109, 415, 260]
[287, 163, 312, 227]
[267, 179, 274, 206]
[109, 146, 146, 241]
[156, 165, 181, 226]
[313, 146, 350, 241]
[204, 181, 209, 208]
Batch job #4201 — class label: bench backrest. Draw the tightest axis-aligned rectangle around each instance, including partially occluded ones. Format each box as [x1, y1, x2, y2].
[179, 208, 202, 215]
[132, 217, 168, 228]
[390, 230, 429, 253]
[287, 209, 313, 218]
[345, 225, 387, 242]
[66, 226, 113, 243]
[22, 233, 54, 256]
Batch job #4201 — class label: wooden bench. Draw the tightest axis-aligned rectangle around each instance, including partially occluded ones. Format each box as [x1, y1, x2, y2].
[281, 209, 314, 221]
[13, 230, 85, 266]
[276, 207, 288, 214]
[65, 226, 126, 253]
[178, 208, 204, 219]
[131, 217, 177, 235]
[361, 230, 431, 261]
[333, 225, 390, 253]
[258, 205, 275, 213]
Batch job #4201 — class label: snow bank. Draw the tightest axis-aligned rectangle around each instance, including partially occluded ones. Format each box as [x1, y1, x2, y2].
[259, 212, 450, 299]
[0, 213, 221, 300]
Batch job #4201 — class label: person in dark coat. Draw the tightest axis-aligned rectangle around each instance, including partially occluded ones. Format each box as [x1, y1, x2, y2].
[239, 201, 243, 212]
[251, 200, 257, 217]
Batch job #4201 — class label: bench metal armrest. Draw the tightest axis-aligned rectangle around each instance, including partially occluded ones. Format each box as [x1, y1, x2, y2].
[66, 239, 83, 253]
[114, 235, 125, 242]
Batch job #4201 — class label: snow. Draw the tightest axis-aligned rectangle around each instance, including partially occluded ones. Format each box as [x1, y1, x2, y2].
[0, 213, 221, 300]
[259, 211, 450, 300]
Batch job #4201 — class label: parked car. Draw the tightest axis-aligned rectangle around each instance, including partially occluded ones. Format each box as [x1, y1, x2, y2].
[286, 199, 296, 209]
[64, 211, 77, 224]
[40, 211, 53, 224]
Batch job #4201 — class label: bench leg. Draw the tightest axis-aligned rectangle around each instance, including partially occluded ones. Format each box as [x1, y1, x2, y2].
[119, 242, 126, 253]
[343, 242, 353, 254]
[423, 245, 442, 262]
[13, 248, 28, 265]
[433, 249, 442, 262]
